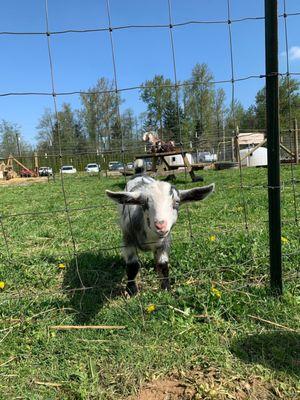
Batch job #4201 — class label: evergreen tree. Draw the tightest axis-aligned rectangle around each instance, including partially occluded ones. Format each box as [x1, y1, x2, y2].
[183, 63, 215, 143]
[162, 100, 184, 142]
[121, 108, 135, 146]
[225, 100, 247, 131]
[254, 77, 300, 130]
[140, 75, 174, 138]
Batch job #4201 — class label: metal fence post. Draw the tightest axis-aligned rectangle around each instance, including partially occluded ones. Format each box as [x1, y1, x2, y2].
[265, 0, 283, 294]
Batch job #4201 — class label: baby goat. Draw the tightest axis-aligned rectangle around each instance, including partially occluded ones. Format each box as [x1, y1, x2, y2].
[106, 175, 214, 294]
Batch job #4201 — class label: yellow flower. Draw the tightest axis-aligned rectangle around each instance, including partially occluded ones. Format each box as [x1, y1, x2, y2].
[0, 281, 5, 289]
[58, 263, 66, 269]
[211, 287, 221, 298]
[145, 304, 156, 313]
[281, 236, 288, 244]
[209, 235, 216, 242]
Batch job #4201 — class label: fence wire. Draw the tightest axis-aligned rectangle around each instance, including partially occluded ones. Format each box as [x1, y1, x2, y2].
[282, 0, 300, 235]
[226, 0, 249, 231]
[44, 0, 84, 289]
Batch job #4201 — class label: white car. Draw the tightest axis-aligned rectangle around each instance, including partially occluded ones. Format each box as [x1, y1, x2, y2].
[198, 152, 217, 163]
[108, 161, 124, 171]
[60, 165, 77, 174]
[126, 162, 134, 170]
[85, 163, 100, 173]
[38, 166, 53, 176]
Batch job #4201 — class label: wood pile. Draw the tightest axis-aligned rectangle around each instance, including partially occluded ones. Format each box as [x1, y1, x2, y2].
[0, 161, 17, 180]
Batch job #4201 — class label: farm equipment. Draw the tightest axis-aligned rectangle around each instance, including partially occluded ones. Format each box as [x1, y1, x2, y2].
[0, 154, 38, 180]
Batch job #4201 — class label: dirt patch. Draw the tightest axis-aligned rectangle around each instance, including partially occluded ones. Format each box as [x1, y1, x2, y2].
[128, 368, 282, 400]
[0, 177, 48, 186]
[129, 378, 195, 400]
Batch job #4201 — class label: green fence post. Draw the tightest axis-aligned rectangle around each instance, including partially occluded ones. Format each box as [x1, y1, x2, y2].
[265, 0, 283, 294]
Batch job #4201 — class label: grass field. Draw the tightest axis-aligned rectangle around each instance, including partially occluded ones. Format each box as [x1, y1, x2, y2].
[0, 166, 299, 399]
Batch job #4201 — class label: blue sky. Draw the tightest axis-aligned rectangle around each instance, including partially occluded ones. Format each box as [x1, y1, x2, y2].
[0, 0, 300, 145]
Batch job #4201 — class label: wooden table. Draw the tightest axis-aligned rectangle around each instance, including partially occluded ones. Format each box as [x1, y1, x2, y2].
[134, 150, 205, 182]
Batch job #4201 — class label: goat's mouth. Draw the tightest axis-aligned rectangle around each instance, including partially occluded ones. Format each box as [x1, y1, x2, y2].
[156, 230, 169, 238]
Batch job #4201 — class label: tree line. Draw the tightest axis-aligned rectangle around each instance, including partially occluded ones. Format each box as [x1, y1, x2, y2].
[1, 62, 300, 158]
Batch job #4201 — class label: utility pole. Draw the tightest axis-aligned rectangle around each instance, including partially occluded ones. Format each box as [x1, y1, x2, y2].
[15, 133, 21, 158]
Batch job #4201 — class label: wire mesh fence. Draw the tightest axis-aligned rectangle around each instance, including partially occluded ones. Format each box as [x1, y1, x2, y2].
[0, 0, 299, 314]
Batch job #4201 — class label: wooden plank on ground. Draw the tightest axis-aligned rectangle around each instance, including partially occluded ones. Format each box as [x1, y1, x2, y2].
[49, 325, 126, 331]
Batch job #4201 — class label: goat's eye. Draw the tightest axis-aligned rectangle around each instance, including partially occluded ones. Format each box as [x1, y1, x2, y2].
[173, 200, 179, 210]
[142, 198, 149, 211]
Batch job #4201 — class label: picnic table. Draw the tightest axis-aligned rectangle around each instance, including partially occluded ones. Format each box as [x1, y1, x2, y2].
[133, 150, 205, 182]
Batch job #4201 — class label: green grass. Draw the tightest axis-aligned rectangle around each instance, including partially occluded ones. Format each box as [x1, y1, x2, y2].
[0, 167, 299, 399]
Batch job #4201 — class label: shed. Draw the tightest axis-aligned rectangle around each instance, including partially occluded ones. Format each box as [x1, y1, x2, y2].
[240, 147, 268, 167]
[163, 153, 193, 167]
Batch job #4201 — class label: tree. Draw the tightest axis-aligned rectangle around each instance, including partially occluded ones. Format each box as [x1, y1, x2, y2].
[36, 108, 55, 154]
[183, 63, 215, 140]
[254, 76, 300, 130]
[162, 99, 185, 142]
[213, 88, 226, 138]
[80, 78, 122, 150]
[36, 104, 86, 154]
[140, 75, 174, 138]
[57, 103, 81, 152]
[0, 120, 31, 157]
[225, 100, 247, 132]
[121, 108, 136, 146]
[240, 105, 257, 130]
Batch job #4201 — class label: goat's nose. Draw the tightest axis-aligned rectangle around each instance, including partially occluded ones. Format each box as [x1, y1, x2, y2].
[154, 220, 167, 231]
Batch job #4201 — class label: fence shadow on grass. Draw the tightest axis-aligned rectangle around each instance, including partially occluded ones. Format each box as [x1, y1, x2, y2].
[63, 251, 125, 323]
[231, 331, 300, 376]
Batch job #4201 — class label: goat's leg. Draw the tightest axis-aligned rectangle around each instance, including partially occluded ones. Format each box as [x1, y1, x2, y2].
[123, 245, 140, 295]
[154, 249, 170, 290]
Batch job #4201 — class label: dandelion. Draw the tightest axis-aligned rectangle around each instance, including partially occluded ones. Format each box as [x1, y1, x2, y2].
[58, 263, 66, 269]
[209, 235, 216, 242]
[211, 287, 221, 298]
[281, 236, 288, 244]
[0, 281, 5, 290]
[145, 304, 156, 313]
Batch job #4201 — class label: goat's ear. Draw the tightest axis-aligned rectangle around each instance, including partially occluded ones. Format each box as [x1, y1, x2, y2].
[179, 183, 215, 203]
[106, 190, 145, 205]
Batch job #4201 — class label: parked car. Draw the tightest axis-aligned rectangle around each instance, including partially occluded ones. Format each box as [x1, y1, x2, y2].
[126, 162, 134, 170]
[38, 166, 53, 176]
[60, 165, 77, 174]
[118, 162, 135, 174]
[197, 152, 217, 163]
[20, 168, 34, 178]
[85, 163, 100, 173]
[108, 161, 124, 171]
[145, 160, 153, 171]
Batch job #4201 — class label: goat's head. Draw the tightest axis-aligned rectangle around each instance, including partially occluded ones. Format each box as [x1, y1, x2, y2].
[106, 182, 215, 238]
[143, 131, 159, 144]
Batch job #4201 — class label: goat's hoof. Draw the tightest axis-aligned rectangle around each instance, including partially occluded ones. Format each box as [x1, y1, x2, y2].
[126, 282, 138, 296]
[161, 281, 171, 291]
